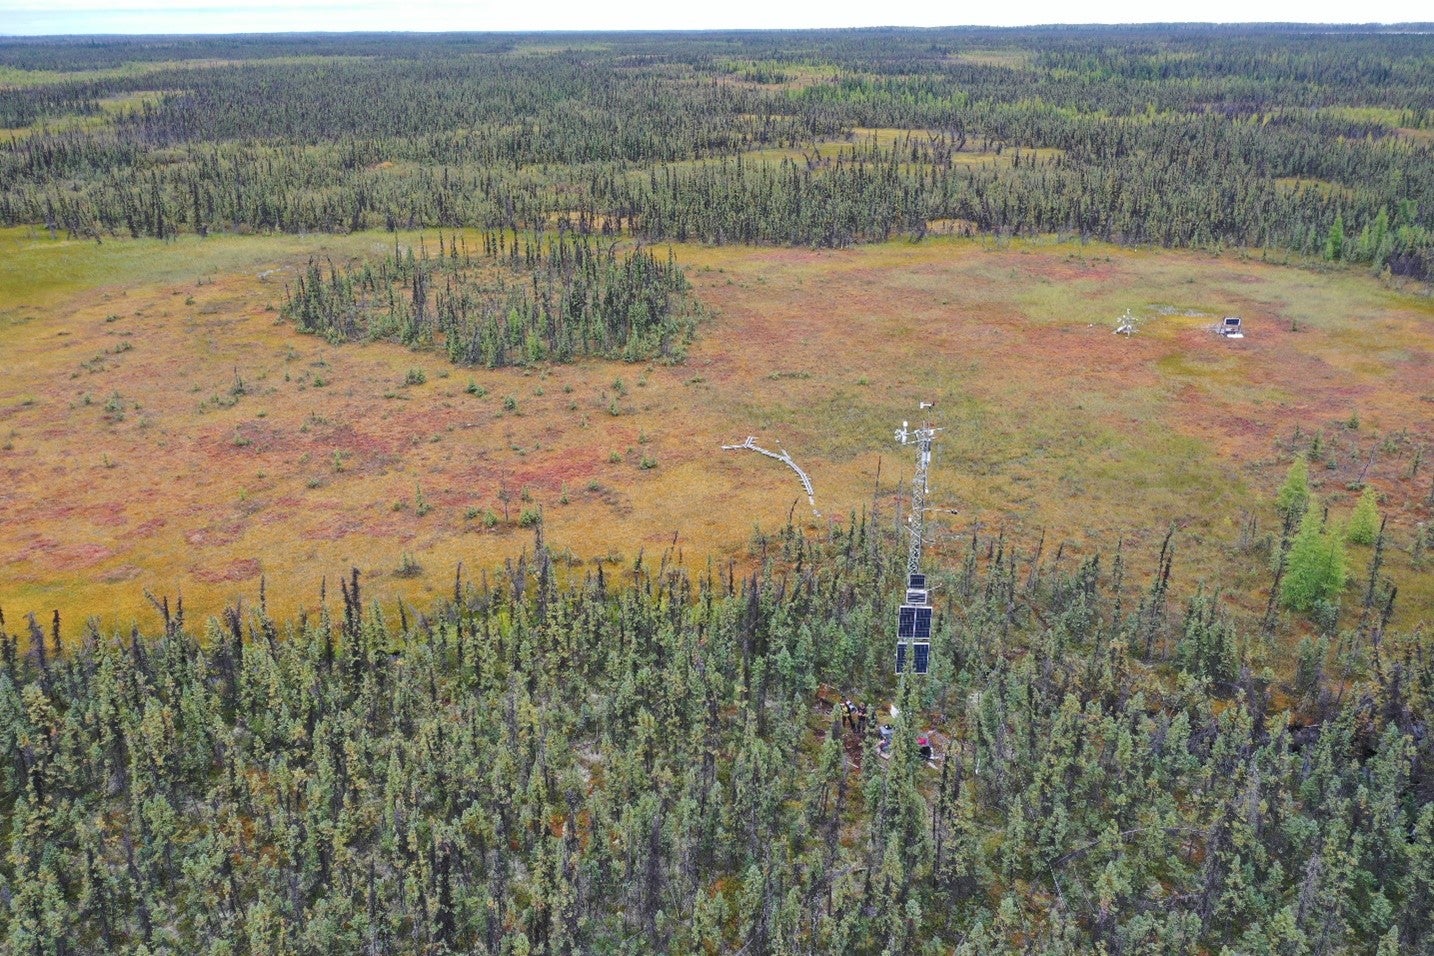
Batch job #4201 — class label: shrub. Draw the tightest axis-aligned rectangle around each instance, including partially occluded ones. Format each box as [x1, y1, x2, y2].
[1310, 598, 1341, 636]
[404, 367, 427, 386]
[394, 552, 422, 577]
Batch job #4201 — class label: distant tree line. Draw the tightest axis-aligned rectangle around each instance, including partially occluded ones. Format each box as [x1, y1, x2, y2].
[0, 27, 1429, 275]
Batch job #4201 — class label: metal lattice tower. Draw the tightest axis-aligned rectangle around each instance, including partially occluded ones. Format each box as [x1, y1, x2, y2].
[894, 418, 937, 578]
[894, 413, 939, 675]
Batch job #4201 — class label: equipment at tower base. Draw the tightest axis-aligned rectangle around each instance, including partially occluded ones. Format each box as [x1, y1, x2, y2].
[893, 415, 940, 675]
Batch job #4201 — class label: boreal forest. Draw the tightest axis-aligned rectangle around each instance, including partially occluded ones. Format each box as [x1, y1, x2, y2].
[2, 28, 1432, 275]
[0, 25, 1432, 955]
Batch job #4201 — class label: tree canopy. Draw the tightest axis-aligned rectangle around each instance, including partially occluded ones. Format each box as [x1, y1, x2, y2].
[1, 27, 1430, 274]
[0, 513, 1428, 953]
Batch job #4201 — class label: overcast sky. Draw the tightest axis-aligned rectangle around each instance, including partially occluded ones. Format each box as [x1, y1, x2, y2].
[0, 0, 1429, 36]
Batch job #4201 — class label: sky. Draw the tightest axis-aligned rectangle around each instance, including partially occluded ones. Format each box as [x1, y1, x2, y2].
[0, 0, 1429, 36]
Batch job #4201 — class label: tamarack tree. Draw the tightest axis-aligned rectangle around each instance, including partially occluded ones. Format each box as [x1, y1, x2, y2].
[1281, 502, 1350, 613]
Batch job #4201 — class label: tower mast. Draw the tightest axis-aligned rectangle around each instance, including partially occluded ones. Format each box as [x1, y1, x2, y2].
[895, 418, 936, 578]
[894, 412, 939, 675]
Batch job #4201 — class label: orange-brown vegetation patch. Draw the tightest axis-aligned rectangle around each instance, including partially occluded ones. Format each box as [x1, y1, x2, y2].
[191, 557, 262, 584]
[305, 518, 364, 542]
[124, 518, 166, 539]
[1, 229, 1429, 633]
[51, 543, 115, 570]
[7, 536, 60, 564]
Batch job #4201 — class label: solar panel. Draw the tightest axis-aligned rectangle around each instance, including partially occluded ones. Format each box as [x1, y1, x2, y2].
[898, 605, 932, 640]
[895, 642, 908, 674]
[913, 642, 930, 674]
[908, 573, 926, 589]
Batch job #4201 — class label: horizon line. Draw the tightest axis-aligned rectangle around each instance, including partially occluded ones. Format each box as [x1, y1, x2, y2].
[4, 21, 1434, 39]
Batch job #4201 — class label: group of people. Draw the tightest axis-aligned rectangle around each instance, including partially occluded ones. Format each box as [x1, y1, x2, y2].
[836, 697, 936, 764]
[839, 699, 871, 735]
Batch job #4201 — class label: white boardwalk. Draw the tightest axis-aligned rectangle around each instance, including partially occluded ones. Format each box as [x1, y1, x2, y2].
[721, 436, 818, 513]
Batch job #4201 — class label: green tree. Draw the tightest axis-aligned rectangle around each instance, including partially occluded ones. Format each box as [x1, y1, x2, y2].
[1293, 635, 1326, 701]
[1325, 212, 1346, 261]
[1281, 505, 1348, 612]
[1175, 590, 1238, 685]
[1346, 486, 1380, 545]
[1276, 456, 1311, 523]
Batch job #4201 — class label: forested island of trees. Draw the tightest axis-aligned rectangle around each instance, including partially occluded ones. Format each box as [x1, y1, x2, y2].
[281, 232, 696, 366]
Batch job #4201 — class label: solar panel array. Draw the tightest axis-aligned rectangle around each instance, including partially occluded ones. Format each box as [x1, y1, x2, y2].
[895, 603, 932, 675]
[895, 639, 931, 674]
[897, 605, 932, 639]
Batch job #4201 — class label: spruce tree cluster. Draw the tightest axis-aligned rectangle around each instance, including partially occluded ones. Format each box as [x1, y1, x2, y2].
[0, 515, 1429, 953]
[281, 232, 695, 366]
